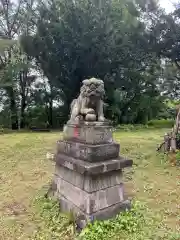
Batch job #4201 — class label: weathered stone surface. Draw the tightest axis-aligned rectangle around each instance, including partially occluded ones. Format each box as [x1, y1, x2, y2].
[57, 140, 120, 162]
[55, 193, 131, 227]
[54, 153, 133, 175]
[69, 78, 105, 122]
[54, 165, 123, 193]
[48, 77, 133, 229]
[54, 176, 126, 214]
[63, 123, 113, 145]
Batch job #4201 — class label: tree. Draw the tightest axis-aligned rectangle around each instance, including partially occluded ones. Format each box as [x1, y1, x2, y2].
[147, 3, 180, 104]
[28, 75, 63, 128]
[0, 0, 37, 129]
[0, 0, 25, 129]
[21, 0, 163, 124]
[159, 60, 180, 99]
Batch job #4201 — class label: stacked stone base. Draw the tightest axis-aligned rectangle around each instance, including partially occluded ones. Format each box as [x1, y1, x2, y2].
[50, 122, 133, 228]
[58, 194, 130, 225]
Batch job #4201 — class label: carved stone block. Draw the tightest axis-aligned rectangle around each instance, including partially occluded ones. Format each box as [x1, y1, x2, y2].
[56, 140, 120, 162]
[54, 153, 133, 175]
[51, 153, 132, 226]
[57, 195, 131, 228]
[63, 122, 113, 145]
[50, 142, 133, 228]
[54, 165, 123, 193]
[54, 177, 126, 214]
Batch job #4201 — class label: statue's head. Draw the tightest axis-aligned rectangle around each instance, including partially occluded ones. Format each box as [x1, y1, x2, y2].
[80, 78, 105, 99]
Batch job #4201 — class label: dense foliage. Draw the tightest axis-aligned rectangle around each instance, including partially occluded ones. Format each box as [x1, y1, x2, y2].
[32, 195, 180, 240]
[0, 0, 180, 128]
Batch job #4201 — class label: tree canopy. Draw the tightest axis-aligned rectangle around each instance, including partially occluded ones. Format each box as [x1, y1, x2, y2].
[0, 0, 179, 128]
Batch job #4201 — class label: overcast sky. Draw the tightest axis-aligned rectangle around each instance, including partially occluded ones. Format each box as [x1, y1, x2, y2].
[159, 0, 178, 13]
[10, 0, 178, 13]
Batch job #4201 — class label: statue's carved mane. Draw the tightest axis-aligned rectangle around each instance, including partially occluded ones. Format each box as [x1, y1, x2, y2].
[80, 78, 105, 98]
[69, 77, 105, 122]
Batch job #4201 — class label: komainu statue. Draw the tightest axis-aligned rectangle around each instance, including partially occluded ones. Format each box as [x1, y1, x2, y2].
[70, 78, 105, 122]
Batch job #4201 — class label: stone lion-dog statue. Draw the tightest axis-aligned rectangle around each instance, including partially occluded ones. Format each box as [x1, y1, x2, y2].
[70, 78, 105, 122]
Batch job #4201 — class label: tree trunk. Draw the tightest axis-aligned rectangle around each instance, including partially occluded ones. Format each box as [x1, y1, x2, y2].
[8, 88, 18, 130]
[48, 98, 53, 128]
[19, 70, 28, 129]
[48, 81, 53, 128]
[20, 96, 26, 129]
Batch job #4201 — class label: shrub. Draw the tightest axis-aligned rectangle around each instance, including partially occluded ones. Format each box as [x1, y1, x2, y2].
[31, 196, 75, 240]
[175, 150, 180, 166]
[116, 120, 174, 131]
[147, 119, 174, 128]
[116, 124, 148, 131]
[0, 126, 14, 134]
[31, 196, 179, 240]
[32, 197, 149, 240]
[79, 201, 147, 240]
[0, 125, 4, 134]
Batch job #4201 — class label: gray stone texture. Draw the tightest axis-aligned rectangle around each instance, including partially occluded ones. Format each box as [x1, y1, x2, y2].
[63, 123, 113, 145]
[49, 122, 133, 228]
[69, 78, 105, 123]
[56, 140, 120, 162]
[54, 176, 126, 214]
[56, 194, 131, 229]
[54, 165, 123, 193]
[55, 178, 125, 214]
[54, 153, 133, 175]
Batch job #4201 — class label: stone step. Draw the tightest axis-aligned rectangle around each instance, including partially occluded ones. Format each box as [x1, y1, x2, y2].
[57, 140, 120, 162]
[54, 153, 133, 175]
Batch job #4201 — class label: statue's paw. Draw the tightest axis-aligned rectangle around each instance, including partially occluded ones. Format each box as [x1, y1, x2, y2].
[98, 116, 105, 122]
[85, 113, 96, 122]
[85, 108, 95, 114]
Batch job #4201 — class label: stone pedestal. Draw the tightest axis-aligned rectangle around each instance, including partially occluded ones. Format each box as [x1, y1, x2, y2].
[50, 122, 133, 228]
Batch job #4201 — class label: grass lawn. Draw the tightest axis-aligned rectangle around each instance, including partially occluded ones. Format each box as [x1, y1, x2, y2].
[0, 129, 179, 239]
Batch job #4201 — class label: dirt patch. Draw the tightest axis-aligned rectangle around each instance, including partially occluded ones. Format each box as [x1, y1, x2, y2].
[2, 201, 27, 216]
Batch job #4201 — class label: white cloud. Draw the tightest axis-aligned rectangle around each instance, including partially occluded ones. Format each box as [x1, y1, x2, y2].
[159, 0, 178, 13]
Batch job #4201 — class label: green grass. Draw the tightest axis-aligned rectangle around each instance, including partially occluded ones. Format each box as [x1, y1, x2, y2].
[0, 129, 179, 239]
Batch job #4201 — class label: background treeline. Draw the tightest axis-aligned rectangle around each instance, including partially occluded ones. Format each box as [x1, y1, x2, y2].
[0, 0, 180, 129]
